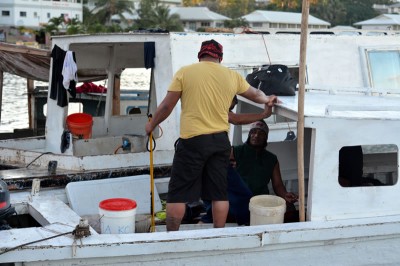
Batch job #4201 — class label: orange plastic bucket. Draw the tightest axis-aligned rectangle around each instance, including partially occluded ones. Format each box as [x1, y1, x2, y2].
[66, 113, 93, 139]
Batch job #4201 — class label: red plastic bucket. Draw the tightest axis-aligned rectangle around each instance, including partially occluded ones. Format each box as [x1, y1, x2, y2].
[99, 198, 137, 234]
[66, 113, 93, 139]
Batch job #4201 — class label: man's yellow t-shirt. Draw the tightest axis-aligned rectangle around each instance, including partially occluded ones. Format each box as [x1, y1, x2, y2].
[168, 61, 249, 139]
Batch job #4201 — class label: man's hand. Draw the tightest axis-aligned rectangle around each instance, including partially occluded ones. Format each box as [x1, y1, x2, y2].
[267, 95, 280, 107]
[262, 104, 273, 118]
[284, 192, 298, 203]
[145, 121, 154, 136]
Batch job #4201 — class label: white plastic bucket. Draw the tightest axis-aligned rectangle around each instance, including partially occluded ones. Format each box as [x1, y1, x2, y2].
[249, 195, 286, 225]
[99, 198, 137, 234]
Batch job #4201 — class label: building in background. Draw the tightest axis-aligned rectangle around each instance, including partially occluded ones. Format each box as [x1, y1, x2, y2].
[354, 14, 400, 31]
[0, 0, 83, 29]
[241, 10, 330, 31]
[169, 7, 230, 32]
[373, 2, 400, 14]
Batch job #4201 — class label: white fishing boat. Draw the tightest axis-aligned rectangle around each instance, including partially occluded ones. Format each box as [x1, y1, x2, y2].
[1, 27, 400, 265]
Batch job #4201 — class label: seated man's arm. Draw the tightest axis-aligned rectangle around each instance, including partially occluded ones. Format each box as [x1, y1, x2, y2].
[239, 86, 279, 106]
[228, 105, 272, 125]
[271, 162, 298, 203]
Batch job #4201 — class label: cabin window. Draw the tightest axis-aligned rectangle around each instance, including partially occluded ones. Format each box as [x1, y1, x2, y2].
[2, 11, 10, 16]
[338, 145, 398, 187]
[20, 11, 27, 17]
[118, 68, 151, 115]
[252, 22, 263, 28]
[366, 50, 400, 91]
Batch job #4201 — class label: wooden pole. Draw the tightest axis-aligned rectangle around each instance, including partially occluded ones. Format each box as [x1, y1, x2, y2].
[297, 0, 310, 222]
[0, 71, 3, 125]
[27, 78, 34, 129]
[112, 75, 120, 115]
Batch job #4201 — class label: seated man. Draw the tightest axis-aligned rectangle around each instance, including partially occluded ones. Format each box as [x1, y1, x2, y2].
[338, 145, 384, 187]
[201, 120, 298, 225]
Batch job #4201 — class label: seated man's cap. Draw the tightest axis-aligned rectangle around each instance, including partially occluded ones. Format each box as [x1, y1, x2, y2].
[197, 39, 223, 62]
[249, 120, 269, 136]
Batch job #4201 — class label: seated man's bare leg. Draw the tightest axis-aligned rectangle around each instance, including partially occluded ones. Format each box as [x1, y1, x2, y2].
[166, 203, 186, 231]
[212, 200, 229, 228]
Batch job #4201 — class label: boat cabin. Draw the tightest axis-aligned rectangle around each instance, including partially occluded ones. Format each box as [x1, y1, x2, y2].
[0, 32, 400, 222]
[1, 31, 400, 265]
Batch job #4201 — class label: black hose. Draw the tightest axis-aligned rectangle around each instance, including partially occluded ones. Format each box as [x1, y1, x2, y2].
[26, 152, 53, 168]
[0, 206, 15, 220]
[146, 135, 156, 152]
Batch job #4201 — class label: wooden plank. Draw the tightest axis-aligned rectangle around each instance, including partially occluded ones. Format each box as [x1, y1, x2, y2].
[0, 42, 50, 57]
[27, 78, 34, 129]
[112, 75, 120, 115]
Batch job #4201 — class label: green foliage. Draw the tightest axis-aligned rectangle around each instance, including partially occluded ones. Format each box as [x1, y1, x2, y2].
[92, 0, 134, 26]
[40, 0, 395, 35]
[43, 15, 65, 35]
[224, 18, 249, 28]
[136, 0, 184, 31]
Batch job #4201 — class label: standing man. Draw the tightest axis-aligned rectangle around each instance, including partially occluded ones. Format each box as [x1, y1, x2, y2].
[145, 39, 278, 231]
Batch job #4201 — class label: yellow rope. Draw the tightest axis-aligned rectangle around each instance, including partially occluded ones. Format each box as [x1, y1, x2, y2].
[149, 117, 156, 232]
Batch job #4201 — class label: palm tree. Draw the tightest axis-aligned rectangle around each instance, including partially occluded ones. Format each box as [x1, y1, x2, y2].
[92, 0, 135, 26]
[149, 5, 184, 31]
[44, 15, 65, 35]
[66, 18, 85, 35]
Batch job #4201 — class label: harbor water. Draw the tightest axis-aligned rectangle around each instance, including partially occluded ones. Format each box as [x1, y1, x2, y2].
[0, 69, 151, 133]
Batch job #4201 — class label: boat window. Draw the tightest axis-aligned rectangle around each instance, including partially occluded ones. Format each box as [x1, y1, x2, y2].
[118, 68, 151, 116]
[338, 145, 398, 187]
[366, 50, 400, 91]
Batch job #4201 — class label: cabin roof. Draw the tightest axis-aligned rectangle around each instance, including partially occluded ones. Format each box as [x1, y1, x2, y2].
[242, 92, 400, 121]
[241, 10, 331, 26]
[354, 14, 400, 26]
[169, 7, 231, 21]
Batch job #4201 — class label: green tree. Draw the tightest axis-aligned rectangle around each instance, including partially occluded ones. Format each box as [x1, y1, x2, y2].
[86, 22, 107, 33]
[66, 18, 85, 35]
[224, 17, 249, 28]
[309, 0, 346, 27]
[43, 15, 65, 35]
[136, 0, 158, 29]
[182, 0, 204, 6]
[149, 5, 184, 31]
[136, 0, 183, 31]
[91, 0, 135, 26]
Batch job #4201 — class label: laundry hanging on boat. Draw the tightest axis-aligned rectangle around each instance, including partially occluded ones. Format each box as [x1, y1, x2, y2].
[62, 51, 78, 91]
[76, 82, 107, 94]
[50, 45, 77, 107]
[144, 42, 155, 69]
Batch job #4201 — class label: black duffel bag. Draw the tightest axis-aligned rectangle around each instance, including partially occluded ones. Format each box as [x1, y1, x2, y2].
[246, 65, 297, 96]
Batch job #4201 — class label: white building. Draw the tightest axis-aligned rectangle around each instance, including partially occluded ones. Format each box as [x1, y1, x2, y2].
[86, 0, 181, 12]
[373, 3, 400, 14]
[0, 0, 83, 29]
[241, 10, 330, 31]
[169, 7, 230, 31]
[1, 0, 182, 30]
[354, 14, 400, 31]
